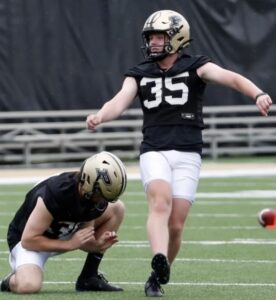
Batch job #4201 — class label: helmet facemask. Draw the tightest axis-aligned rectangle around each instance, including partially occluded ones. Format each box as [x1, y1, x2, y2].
[80, 178, 108, 212]
[142, 31, 171, 61]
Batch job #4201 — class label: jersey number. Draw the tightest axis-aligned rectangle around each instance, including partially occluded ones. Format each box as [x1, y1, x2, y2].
[140, 72, 189, 109]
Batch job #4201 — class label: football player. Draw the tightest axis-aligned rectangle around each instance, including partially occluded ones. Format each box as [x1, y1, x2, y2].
[86, 10, 273, 297]
[1, 151, 127, 294]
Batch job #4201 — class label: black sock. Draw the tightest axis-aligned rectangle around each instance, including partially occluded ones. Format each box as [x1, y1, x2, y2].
[78, 252, 103, 279]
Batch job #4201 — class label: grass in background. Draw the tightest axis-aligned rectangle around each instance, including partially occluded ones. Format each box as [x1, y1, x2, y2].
[0, 176, 276, 299]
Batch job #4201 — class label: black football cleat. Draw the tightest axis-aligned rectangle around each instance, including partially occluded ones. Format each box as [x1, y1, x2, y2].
[75, 274, 123, 292]
[0, 273, 14, 292]
[144, 272, 164, 297]
[151, 253, 170, 285]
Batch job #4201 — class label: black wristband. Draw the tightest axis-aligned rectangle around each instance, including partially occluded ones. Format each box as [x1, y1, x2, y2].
[255, 92, 267, 101]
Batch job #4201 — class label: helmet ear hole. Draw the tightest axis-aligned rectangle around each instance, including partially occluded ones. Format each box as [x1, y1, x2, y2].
[168, 30, 174, 36]
[165, 45, 173, 52]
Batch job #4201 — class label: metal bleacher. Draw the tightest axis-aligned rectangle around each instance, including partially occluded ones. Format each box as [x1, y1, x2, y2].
[0, 106, 276, 166]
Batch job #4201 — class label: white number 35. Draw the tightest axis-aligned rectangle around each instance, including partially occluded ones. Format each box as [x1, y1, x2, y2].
[140, 72, 189, 109]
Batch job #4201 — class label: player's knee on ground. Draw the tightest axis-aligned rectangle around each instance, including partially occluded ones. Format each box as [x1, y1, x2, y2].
[13, 265, 43, 294]
[15, 278, 42, 294]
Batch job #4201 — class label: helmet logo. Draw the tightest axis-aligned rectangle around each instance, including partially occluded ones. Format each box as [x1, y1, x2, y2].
[169, 15, 181, 28]
[96, 168, 111, 185]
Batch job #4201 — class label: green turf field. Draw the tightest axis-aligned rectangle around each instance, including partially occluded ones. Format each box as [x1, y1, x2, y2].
[1, 176, 276, 299]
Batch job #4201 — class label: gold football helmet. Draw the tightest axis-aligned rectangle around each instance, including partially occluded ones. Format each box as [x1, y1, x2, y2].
[142, 10, 190, 60]
[79, 151, 127, 202]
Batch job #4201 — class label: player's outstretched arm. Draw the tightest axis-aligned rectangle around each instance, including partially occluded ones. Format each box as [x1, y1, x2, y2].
[197, 62, 273, 116]
[86, 77, 138, 131]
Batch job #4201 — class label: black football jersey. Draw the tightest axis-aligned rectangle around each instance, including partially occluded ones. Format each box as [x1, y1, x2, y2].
[125, 54, 211, 155]
[7, 172, 107, 251]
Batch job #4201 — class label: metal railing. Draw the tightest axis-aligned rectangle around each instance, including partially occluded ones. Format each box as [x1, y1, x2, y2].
[0, 106, 275, 166]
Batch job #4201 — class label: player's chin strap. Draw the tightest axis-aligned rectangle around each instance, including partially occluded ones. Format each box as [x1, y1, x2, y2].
[140, 43, 170, 61]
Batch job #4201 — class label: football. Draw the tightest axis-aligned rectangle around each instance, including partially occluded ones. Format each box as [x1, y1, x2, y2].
[257, 208, 276, 227]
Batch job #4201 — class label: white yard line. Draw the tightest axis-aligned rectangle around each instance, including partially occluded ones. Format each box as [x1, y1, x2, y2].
[1, 238, 276, 245]
[40, 281, 276, 287]
[1, 279, 275, 287]
[0, 168, 276, 185]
